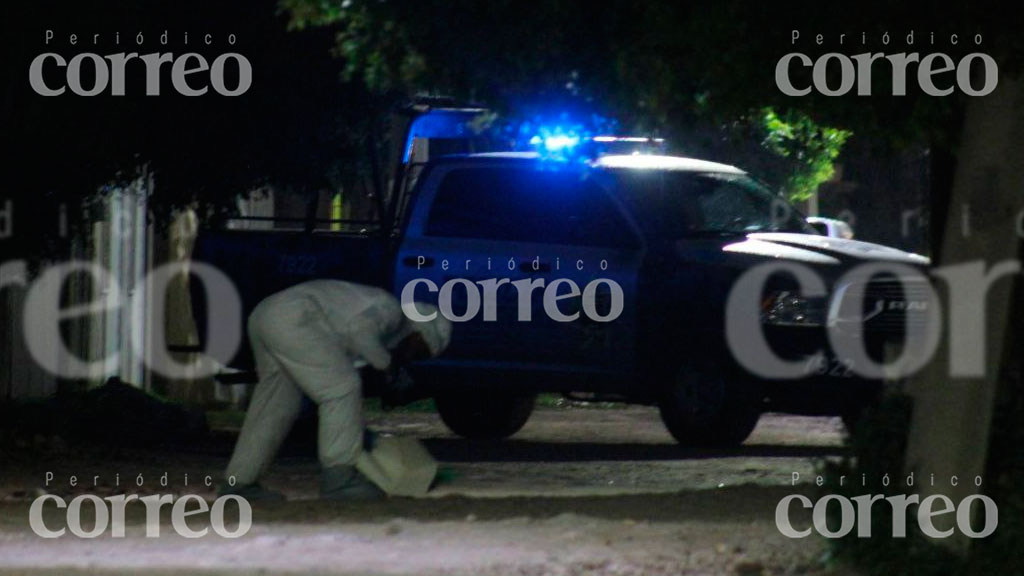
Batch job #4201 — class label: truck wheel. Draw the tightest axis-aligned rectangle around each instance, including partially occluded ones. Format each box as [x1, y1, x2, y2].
[657, 366, 760, 448]
[435, 393, 536, 439]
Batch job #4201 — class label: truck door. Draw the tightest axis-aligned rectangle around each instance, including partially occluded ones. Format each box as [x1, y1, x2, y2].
[393, 163, 643, 375]
[547, 172, 643, 372]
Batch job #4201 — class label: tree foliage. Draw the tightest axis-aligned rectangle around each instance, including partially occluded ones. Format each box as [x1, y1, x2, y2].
[758, 108, 851, 200]
[277, 0, 1024, 199]
[279, 0, 860, 198]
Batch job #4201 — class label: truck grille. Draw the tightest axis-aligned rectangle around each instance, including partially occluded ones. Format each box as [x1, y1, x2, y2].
[830, 279, 934, 336]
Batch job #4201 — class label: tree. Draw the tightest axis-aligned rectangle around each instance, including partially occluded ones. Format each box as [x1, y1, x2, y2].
[1, 0, 378, 262]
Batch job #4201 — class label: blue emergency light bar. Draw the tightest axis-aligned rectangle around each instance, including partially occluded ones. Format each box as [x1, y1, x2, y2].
[530, 134, 581, 151]
[528, 132, 666, 159]
[592, 136, 665, 144]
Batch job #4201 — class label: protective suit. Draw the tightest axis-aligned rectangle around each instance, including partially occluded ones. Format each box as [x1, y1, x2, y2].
[224, 280, 451, 497]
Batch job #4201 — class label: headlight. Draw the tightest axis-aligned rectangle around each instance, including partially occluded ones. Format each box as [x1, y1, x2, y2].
[760, 291, 827, 327]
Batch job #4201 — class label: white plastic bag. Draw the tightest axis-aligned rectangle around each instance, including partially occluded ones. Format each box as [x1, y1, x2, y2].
[355, 436, 438, 496]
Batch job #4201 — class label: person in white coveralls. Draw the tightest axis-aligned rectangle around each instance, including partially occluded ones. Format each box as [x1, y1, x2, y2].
[221, 279, 452, 500]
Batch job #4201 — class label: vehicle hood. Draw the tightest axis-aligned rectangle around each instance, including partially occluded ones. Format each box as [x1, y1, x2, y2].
[673, 232, 930, 268]
[742, 233, 931, 266]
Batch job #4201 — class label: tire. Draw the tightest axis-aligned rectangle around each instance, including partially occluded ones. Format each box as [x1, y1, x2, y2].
[657, 365, 761, 448]
[435, 393, 536, 439]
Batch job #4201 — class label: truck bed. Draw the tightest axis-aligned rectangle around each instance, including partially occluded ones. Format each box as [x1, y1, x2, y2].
[190, 227, 392, 370]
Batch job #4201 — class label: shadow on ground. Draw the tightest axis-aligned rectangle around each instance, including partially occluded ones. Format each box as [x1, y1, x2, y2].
[423, 438, 843, 463]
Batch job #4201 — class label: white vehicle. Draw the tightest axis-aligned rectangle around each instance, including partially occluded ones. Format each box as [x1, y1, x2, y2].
[806, 216, 854, 239]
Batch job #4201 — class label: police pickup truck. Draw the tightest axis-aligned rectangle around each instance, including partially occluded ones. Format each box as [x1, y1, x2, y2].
[192, 105, 932, 446]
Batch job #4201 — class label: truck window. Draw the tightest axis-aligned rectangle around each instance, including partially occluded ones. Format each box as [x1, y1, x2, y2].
[425, 168, 637, 249]
[615, 171, 811, 238]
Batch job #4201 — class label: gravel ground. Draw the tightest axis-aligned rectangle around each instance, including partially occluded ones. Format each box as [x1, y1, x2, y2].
[0, 407, 854, 576]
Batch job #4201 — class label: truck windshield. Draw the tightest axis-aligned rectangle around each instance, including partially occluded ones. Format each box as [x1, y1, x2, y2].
[615, 170, 812, 238]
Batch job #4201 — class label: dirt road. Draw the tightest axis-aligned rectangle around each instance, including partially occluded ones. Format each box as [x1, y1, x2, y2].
[0, 407, 851, 575]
